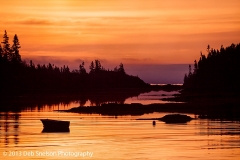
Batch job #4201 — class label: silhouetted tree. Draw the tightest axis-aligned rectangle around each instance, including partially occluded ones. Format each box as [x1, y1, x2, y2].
[118, 63, 125, 74]
[11, 34, 21, 64]
[79, 61, 86, 75]
[188, 65, 192, 77]
[206, 44, 210, 54]
[94, 60, 102, 72]
[89, 61, 95, 73]
[193, 60, 198, 74]
[63, 65, 70, 73]
[30, 60, 35, 68]
[1, 30, 11, 61]
[47, 63, 53, 71]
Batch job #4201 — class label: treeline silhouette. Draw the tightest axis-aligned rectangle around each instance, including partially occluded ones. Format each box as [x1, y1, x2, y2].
[0, 30, 149, 96]
[183, 43, 240, 93]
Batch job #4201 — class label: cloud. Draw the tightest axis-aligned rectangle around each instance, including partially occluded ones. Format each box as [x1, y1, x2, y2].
[18, 19, 53, 25]
[13, 16, 150, 27]
[15, 18, 75, 26]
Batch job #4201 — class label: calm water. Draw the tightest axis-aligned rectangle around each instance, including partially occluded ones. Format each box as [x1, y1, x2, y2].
[0, 91, 240, 160]
[22, 90, 180, 111]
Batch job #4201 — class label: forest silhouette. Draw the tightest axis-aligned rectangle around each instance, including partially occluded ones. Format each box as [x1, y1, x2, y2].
[67, 43, 240, 118]
[183, 43, 240, 93]
[1, 30, 240, 119]
[0, 30, 150, 97]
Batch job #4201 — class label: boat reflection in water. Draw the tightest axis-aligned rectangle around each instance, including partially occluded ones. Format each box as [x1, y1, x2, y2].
[40, 119, 70, 133]
[41, 128, 70, 133]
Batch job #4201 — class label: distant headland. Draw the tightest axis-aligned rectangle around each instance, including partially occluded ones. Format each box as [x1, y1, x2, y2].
[0, 30, 152, 97]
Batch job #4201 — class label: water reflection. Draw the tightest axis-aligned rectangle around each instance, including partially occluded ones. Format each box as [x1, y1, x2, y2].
[197, 119, 240, 151]
[0, 112, 20, 146]
[0, 112, 239, 160]
[0, 90, 178, 112]
[42, 128, 70, 133]
[199, 120, 240, 136]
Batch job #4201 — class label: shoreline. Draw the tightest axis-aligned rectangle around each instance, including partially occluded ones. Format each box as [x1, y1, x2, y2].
[63, 102, 240, 121]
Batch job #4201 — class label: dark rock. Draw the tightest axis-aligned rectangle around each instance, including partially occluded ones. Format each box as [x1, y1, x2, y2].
[159, 114, 193, 123]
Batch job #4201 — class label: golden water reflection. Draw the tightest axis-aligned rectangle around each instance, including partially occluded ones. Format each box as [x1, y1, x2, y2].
[23, 90, 180, 112]
[0, 112, 239, 160]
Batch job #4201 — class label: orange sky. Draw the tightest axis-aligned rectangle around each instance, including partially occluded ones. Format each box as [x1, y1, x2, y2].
[0, 0, 240, 82]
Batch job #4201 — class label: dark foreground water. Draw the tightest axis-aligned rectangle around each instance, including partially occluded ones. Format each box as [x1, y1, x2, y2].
[0, 91, 239, 160]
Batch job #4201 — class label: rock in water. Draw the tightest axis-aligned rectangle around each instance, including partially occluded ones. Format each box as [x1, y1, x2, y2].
[159, 114, 192, 124]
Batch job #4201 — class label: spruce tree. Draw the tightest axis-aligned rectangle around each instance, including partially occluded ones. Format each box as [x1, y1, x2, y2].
[94, 60, 101, 72]
[118, 63, 125, 74]
[89, 61, 95, 73]
[11, 34, 21, 63]
[79, 62, 86, 75]
[1, 30, 11, 61]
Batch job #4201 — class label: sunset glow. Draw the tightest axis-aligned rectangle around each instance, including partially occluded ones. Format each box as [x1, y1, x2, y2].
[1, 0, 240, 82]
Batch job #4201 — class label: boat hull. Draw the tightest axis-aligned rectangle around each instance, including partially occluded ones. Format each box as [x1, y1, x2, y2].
[40, 119, 70, 130]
